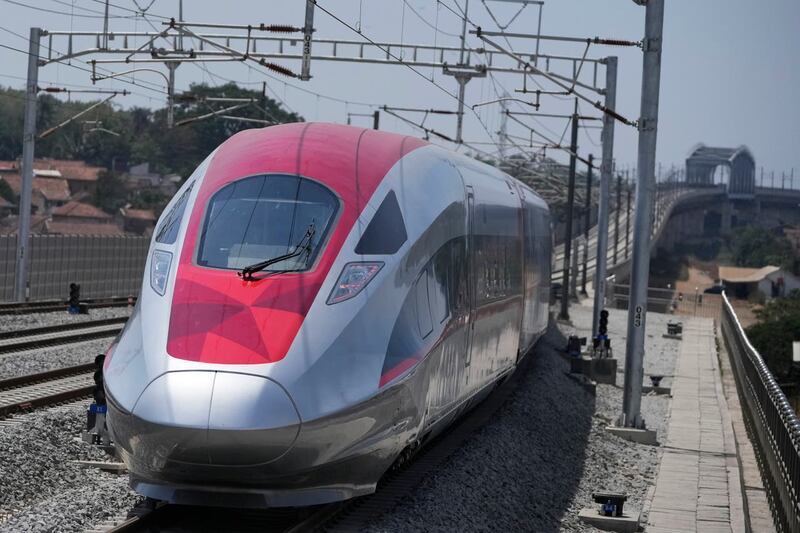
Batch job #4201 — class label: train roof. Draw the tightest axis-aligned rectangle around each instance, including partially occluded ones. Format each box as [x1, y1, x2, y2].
[204, 122, 428, 208]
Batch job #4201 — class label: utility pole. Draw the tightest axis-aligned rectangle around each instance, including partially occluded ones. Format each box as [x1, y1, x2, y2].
[614, 173, 621, 264]
[620, 0, 665, 430]
[581, 153, 593, 296]
[261, 81, 268, 122]
[499, 93, 509, 160]
[443, 0, 485, 142]
[166, 62, 178, 128]
[625, 182, 631, 259]
[559, 98, 580, 320]
[14, 27, 41, 302]
[592, 55, 617, 338]
[300, 0, 315, 81]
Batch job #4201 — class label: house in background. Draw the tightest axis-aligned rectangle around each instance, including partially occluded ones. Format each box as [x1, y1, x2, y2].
[0, 158, 105, 200]
[121, 163, 181, 197]
[118, 206, 156, 235]
[0, 171, 71, 214]
[718, 265, 800, 301]
[45, 201, 122, 235]
[33, 159, 105, 197]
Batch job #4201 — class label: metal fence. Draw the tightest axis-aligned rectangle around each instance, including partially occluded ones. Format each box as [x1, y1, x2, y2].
[607, 283, 722, 319]
[0, 234, 149, 301]
[720, 292, 800, 533]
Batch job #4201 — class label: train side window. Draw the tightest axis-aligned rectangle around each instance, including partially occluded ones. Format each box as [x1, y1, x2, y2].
[155, 182, 194, 245]
[415, 270, 433, 338]
[355, 190, 407, 255]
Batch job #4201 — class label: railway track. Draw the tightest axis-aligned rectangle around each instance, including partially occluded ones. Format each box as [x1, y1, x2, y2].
[0, 363, 95, 419]
[0, 297, 135, 316]
[97, 341, 537, 533]
[0, 317, 127, 354]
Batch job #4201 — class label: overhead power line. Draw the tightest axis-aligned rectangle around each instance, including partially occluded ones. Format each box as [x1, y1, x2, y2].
[0, 0, 135, 19]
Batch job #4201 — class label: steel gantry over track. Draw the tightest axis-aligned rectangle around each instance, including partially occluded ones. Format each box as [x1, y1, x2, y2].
[12, 0, 638, 302]
[12, 2, 638, 317]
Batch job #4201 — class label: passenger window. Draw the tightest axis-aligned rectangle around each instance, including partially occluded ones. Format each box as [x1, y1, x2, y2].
[155, 182, 194, 244]
[355, 190, 407, 255]
[415, 271, 433, 338]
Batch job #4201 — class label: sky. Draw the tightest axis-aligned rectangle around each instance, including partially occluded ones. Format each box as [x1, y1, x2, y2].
[0, 0, 798, 177]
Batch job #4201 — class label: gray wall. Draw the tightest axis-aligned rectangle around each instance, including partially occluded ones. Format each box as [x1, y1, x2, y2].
[0, 235, 150, 301]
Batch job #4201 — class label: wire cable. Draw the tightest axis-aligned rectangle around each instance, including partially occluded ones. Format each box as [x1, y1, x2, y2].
[0, 30, 167, 96]
[0, 0, 124, 18]
[403, 0, 461, 38]
[313, 0, 503, 150]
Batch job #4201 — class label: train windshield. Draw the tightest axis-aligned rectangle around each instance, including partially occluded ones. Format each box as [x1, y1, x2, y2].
[196, 174, 338, 272]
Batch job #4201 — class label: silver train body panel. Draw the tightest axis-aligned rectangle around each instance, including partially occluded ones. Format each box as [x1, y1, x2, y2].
[105, 140, 552, 507]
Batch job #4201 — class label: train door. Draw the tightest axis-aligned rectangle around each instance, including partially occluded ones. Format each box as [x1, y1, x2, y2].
[464, 185, 476, 381]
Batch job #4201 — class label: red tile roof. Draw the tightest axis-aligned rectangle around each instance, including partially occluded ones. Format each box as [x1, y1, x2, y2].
[44, 220, 124, 235]
[0, 215, 48, 235]
[34, 159, 105, 182]
[0, 173, 71, 202]
[53, 200, 111, 219]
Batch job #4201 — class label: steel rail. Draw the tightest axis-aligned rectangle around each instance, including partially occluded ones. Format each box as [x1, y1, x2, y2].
[0, 362, 95, 390]
[0, 318, 126, 354]
[0, 297, 135, 315]
[0, 365, 95, 419]
[0, 317, 127, 341]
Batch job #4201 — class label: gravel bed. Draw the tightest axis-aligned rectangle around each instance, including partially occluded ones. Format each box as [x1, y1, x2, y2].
[560, 304, 681, 438]
[0, 404, 139, 533]
[0, 303, 680, 532]
[0, 338, 116, 380]
[366, 304, 680, 532]
[0, 306, 132, 334]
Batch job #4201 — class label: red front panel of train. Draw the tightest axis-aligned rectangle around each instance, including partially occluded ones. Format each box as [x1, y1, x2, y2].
[166, 123, 425, 365]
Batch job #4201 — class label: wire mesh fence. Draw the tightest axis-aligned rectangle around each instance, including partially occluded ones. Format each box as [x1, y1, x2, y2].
[0, 234, 149, 301]
[606, 283, 722, 320]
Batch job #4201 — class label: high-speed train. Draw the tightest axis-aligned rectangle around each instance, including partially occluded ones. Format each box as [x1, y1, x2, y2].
[104, 122, 552, 508]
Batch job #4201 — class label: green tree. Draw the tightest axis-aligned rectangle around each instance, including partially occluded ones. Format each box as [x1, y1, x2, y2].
[94, 170, 127, 213]
[729, 226, 794, 270]
[0, 88, 24, 159]
[0, 82, 302, 214]
[0, 179, 15, 204]
[746, 290, 800, 379]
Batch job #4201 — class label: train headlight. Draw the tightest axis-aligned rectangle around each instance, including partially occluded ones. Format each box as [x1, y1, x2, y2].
[327, 262, 383, 304]
[150, 250, 173, 296]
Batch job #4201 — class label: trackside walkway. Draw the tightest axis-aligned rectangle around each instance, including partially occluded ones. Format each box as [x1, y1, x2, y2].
[645, 318, 747, 533]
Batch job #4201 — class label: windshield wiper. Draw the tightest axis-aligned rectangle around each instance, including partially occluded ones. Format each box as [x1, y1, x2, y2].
[238, 224, 316, 281]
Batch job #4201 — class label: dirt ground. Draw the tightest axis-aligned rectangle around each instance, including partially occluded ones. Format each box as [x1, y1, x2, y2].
[670, 264, 761, 325]
[675, 262, 716, 294]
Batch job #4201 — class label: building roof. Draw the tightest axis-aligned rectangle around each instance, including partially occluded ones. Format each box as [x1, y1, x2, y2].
[0, 173, 71, 202]
[44, 220, 124, 236]
[34, 159, 105, 182]
[0, 215, 48, 235]
[120, 207, 156, 221]
[53, 200, 111, 219]
[718, 265, 781, 284]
